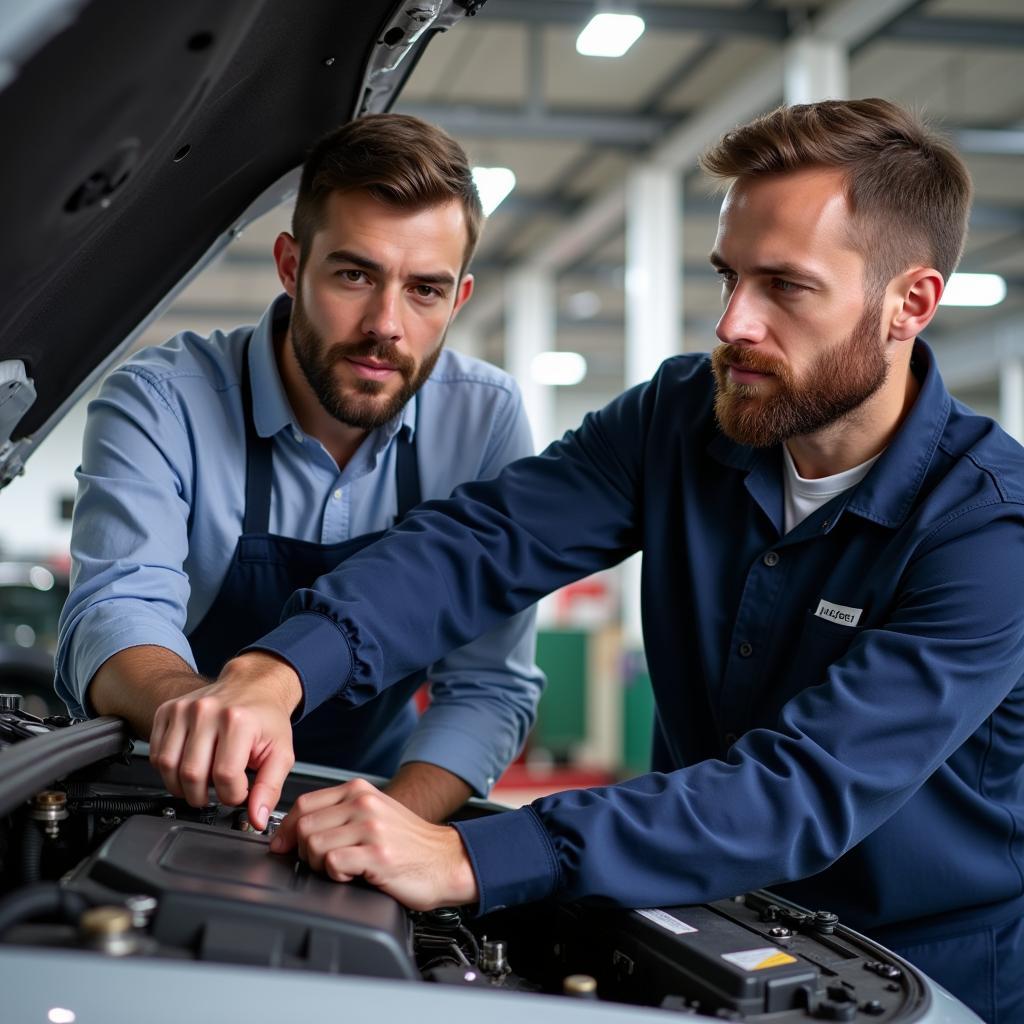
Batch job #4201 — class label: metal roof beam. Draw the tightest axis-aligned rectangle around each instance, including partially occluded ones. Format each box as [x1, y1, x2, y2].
[480, 1, 791, 38]
[402, 102, 1024, 158]
[397, 103, 672, 146]
[884, 14, 1024, 48]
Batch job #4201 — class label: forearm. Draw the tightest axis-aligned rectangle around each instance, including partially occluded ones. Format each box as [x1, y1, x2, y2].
[87, 646, 207, 738]
[384, 762, 473, 823]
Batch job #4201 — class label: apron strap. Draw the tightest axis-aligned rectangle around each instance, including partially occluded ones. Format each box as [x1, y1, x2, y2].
[241, 337, 422, 533]
[395, 427, 421, 519]
[242, 339, 274, 535]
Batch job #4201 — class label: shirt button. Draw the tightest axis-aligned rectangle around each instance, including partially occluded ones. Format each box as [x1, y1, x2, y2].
[738, 641, 753, 658]
[821, 519, 831, 530]
[763, 551, 780, 567]
[292, 428, 302, 443]
[333, 489, 342, 500]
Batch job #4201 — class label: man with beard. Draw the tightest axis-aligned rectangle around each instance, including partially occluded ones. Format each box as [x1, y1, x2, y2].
[158, 99, 1022, 1019]
[56, 114, 544, 825]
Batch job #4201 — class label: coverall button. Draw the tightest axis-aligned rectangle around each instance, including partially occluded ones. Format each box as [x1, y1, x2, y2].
[738, 641, 753, 658]
[333, 488, 342, 500]
[763, 551, 779, 567]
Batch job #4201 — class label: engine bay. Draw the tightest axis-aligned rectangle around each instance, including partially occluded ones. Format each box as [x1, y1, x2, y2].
[0, 702, 931, 1022]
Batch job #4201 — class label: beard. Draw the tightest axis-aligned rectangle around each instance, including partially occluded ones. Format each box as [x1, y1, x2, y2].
[289, 289, 445, 431]
[710, 297, 888, 448]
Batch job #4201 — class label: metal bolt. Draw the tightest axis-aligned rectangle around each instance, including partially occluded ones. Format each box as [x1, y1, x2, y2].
[768, 926, 792, 938]
[161, 806, 176, 819]
[266, 811, 284, 837]
[80, 905, 138, 956]
[31, 790, 68, 838]
[480, 938, 509, 977]
[322, 56, 336, 66]
[124, 895, 158, 929]
[563, 974, 598, 998]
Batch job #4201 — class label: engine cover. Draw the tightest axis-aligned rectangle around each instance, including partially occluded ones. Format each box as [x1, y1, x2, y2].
[65, 813, 416, 979]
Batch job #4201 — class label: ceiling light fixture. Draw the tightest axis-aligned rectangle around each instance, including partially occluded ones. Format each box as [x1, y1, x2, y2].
[940, 272, 1007, 307]
[576, 12, 645, 58]
[471, 166, 516, 216]
[531, 351, 588, 387]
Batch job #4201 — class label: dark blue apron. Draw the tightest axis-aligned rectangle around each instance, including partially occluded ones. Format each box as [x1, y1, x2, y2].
[186, 341, 426, 775]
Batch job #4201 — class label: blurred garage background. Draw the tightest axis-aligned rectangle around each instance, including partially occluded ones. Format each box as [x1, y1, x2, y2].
[4, 0, 1023, 799]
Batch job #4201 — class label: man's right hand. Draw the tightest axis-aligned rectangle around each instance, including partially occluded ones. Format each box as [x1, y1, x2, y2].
[148, 651, 302, 831]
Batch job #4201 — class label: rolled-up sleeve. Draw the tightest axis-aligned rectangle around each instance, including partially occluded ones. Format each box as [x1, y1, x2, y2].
[55, 367, 196, 716]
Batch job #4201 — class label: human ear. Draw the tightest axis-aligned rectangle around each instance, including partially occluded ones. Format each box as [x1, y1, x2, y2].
[887, 267, 943, 342]
[451, 272, 475, 318]
[272, 232, 301, 298]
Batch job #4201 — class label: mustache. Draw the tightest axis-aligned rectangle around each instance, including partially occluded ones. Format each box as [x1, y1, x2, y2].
[712, 345, 787, 377]
[324, 339, 413, 373]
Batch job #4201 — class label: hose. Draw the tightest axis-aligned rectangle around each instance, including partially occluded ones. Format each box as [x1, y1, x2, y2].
[19, 820, 43, 884]
[0, 883, 89, 938]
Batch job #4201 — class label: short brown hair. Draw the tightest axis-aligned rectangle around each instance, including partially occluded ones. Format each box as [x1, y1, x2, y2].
[699, 98, 973, 291]
[292, 113, 483, 275]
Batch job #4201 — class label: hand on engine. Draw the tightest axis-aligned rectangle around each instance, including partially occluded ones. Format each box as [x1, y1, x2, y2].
[148, 651, 301, 830]
[270, 778, 479, 911]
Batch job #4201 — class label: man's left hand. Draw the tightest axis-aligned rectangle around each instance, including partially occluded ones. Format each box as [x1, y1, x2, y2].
[269, 779, 479, 911]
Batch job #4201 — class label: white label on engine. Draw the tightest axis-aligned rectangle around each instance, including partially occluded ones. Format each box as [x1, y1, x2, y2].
[722, 947, 798, 971]
[635, 909, 697, 934]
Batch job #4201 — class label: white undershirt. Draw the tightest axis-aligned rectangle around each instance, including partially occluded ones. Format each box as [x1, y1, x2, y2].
[782, 445, 882, 534]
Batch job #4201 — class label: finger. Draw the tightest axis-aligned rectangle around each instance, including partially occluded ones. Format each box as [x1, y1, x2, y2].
[291, 805, 357, 864]
[210, 708, 262, 808]
[270, 784, 347, 851]
[177, 710, 220, 808]
[150, 707, 188, 798]
[247, 742, 294, 831]
[323, 844, 368, 885]
[304, 823, 361, 873]
[207, 711, 258, 810]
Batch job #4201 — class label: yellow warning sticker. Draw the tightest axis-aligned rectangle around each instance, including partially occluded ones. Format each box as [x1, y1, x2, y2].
[721, 947, 798, 971]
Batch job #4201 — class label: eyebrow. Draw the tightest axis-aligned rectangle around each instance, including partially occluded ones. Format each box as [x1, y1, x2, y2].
[325, 249, 457, 288]
[708, 250, 827, 290]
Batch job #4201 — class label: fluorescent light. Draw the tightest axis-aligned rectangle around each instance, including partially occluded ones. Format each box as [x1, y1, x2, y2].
[576, 13, 645, 58]
[940, 273, 1006, 307]
[471, 166, 516, 216]
[564, 290, 602, 320]
[531, 351, 588, 387]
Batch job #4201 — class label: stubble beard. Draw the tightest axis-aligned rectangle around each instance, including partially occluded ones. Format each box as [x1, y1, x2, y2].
[710, 296, 888, 448]
[289, 288, 445, 431]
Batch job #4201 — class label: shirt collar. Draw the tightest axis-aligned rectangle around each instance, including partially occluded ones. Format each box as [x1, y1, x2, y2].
[706, 337, 951, 531]
[843, 337, 950, 527]
[248, 293, 417, 442]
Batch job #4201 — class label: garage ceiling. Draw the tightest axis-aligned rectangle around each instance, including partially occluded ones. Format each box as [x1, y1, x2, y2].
[151, 0, 1024, 417]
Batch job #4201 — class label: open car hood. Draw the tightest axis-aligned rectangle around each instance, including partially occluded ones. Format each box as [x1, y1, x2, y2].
[0, 0, 485, 488]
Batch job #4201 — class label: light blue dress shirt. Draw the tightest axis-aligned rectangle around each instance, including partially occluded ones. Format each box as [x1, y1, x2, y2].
[56, 295, 544, 795]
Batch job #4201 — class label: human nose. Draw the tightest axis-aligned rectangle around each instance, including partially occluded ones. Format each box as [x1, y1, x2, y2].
[715, 281, 767, 347]
[361, 285, 402, 342]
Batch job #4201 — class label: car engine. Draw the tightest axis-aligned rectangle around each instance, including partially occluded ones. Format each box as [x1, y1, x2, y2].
[0, 700, 933, 1022]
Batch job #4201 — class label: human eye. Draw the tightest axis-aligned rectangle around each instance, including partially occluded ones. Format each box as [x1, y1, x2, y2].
[335, 269, 367, 284]
[716, 268, 737, 288]
[770, 277, 804, 294]
[411, 284, 443, 301]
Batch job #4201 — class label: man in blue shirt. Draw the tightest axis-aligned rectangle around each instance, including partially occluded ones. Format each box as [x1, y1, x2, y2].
[56, 114, 544, 824]
[146, 99, 1024, 1018]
